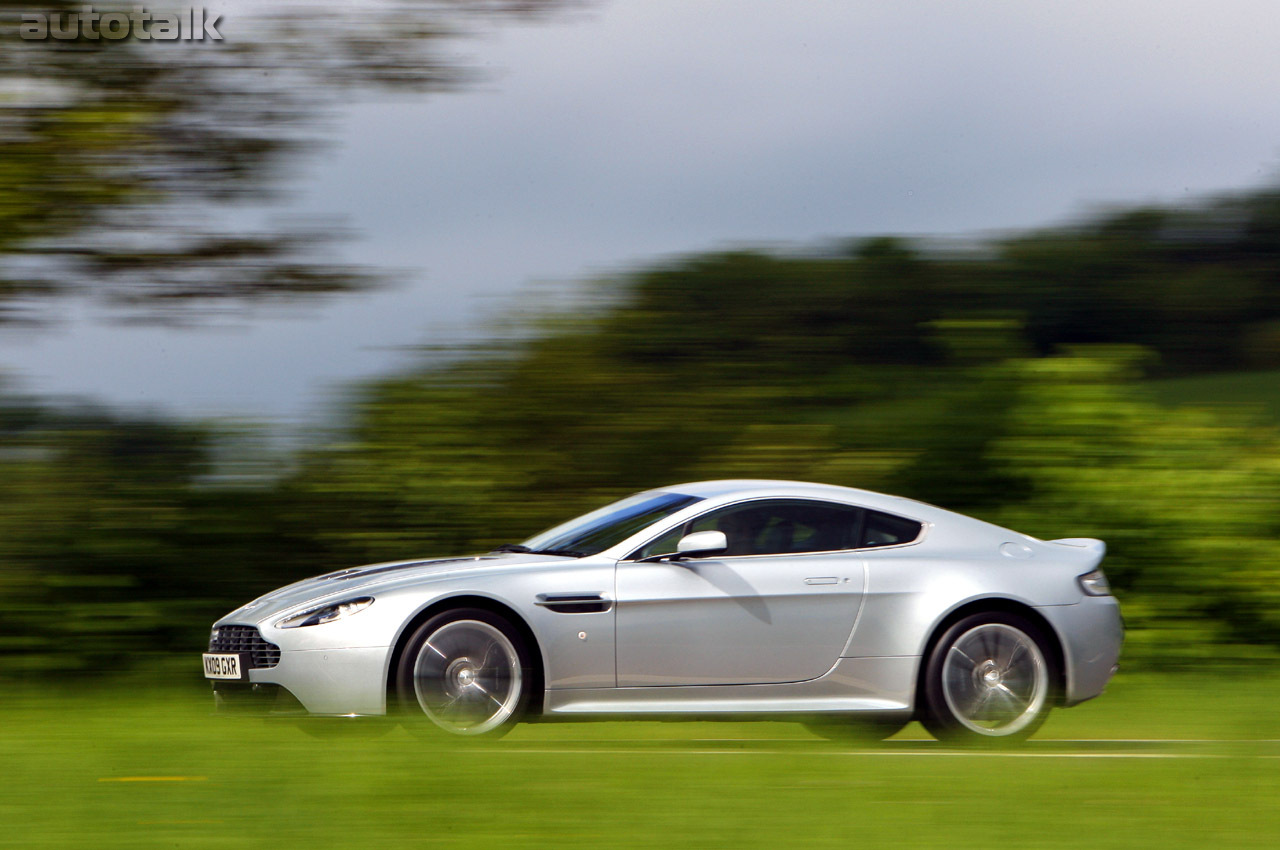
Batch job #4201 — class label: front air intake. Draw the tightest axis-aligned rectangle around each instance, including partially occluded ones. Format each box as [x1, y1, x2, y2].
[209, 625, 281, 669]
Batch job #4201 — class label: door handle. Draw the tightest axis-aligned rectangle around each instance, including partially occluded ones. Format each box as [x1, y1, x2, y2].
[804, 577, 839, 585]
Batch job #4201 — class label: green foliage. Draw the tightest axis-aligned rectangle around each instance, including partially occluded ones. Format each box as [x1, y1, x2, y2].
[1149, 368, 1280, 419]
[981, 351, 1280, 655]
[0, 392, 324, 674]
[279, 262, 1280, 668]
[9, 0, 1280, 677]
[13, 189, 1280, 673]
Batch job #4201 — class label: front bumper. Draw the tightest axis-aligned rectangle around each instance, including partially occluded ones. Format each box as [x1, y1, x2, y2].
[212, 682, 308, 716]
[209, 646, 392, 716]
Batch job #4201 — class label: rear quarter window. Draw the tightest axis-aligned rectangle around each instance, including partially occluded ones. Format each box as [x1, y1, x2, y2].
[861, 510, 923, 547]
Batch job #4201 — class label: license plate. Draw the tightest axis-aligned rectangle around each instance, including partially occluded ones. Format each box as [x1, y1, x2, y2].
[203, 653, 247, 681]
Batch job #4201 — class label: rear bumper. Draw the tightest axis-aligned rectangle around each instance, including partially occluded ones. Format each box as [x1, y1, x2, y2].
[1037, 596, 1123, 706]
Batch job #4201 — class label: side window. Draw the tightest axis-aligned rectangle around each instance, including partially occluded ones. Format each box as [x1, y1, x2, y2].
[861, 510, 923, 547]
[686, 500, 863, 556]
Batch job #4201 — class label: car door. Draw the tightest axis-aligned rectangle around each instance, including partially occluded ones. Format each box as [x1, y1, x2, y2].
[614, 499, 866, 686]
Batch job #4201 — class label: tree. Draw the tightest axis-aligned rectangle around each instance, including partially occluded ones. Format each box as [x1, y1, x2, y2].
[0, 1, 580, 322]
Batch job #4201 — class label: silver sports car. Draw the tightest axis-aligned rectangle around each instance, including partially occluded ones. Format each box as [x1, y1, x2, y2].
[204, 480, 1122, 742]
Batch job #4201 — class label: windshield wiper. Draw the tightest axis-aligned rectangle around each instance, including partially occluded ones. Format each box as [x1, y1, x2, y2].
[531, 547, 587, 558]
[490, 543, 534, 554]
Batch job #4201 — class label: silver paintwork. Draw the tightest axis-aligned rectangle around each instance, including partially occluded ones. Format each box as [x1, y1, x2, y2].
[208, 479, 1122, 729]
[674, 530, 728, 557]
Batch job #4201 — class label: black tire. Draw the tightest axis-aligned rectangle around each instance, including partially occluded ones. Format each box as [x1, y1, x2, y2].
[395, 607, 533, 739]
[920, 611, 1056, 745]
[804, 716, 909, 743]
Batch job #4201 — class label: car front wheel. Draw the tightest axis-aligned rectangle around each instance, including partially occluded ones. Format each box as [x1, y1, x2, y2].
[921, 612, 1055, 744]
[396, 608, 532, 738]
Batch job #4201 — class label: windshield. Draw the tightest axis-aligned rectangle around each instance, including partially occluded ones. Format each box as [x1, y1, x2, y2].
[521, 491, 704, 557]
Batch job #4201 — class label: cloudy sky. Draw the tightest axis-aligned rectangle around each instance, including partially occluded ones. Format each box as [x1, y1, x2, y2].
[3, 0, 1280, 420]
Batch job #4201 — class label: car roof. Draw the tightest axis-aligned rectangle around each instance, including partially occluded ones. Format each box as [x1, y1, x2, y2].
[660, 479, 949, 521]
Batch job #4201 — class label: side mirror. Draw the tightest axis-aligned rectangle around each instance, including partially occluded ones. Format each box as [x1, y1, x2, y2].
[675, 530, 728, 558]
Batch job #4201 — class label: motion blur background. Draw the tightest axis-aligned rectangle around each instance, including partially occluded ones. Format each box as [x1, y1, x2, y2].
[3, 3, 1280, 847]
[4, 0, 1280, 676]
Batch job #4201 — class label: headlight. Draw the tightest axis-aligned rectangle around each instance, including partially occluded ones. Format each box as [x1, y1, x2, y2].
[1077, 569, 1111, 597]
[276, 597, 374, 629]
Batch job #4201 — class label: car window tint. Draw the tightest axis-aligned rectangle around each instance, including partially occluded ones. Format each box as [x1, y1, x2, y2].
[686, 500, 863, 556]
[861, 510, 923, 547]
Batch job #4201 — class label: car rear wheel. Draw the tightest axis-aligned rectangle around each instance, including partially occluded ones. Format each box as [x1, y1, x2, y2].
[396, 608, 532, 738]
[921, 612, 1054, 744]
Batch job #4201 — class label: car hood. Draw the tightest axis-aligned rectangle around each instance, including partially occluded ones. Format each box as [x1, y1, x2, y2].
[219, 552, 565, 624]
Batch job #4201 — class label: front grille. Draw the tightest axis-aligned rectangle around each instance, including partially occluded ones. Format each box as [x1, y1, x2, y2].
[209, 625, 281, 669]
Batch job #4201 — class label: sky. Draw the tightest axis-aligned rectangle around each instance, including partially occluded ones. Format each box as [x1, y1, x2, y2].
[3, 0, 1280, 422]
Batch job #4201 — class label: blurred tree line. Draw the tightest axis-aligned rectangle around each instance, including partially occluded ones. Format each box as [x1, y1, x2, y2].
[6, 4, 1280, 674]
[8, 189, 1280, 673]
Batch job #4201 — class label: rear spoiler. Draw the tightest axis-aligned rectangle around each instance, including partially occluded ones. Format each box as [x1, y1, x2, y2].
[1046, 537, 1106, 568]
[1048, 538, 1105, 556]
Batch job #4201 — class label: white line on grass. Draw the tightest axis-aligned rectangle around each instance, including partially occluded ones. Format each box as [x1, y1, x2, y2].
[483, 748, 1233, 759]
[1040, 738, 1280, 744]
[539, 737, 1279, 745]
[550, 737, 1280, 742]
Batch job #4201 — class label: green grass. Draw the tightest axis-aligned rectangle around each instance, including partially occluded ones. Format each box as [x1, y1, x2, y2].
[1149, 368, 1280, 419]
[2, 671, 1278, 849]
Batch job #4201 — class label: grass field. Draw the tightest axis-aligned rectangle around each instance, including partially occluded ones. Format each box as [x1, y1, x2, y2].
[2, 670, 1278, 849]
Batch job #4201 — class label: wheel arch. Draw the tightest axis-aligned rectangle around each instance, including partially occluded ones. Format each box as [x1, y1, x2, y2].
[386, 594, 547, 718]
[913, 597, 1068, 715]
